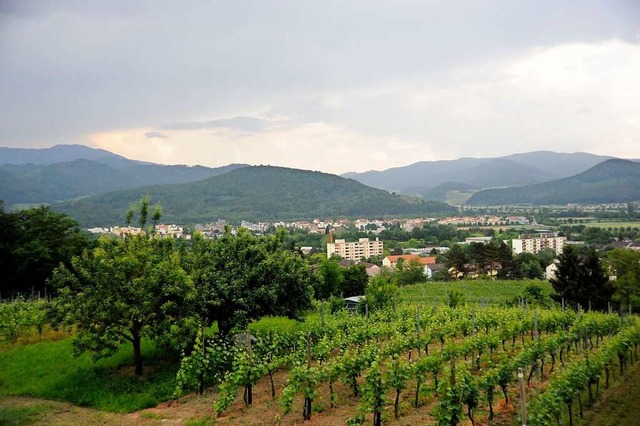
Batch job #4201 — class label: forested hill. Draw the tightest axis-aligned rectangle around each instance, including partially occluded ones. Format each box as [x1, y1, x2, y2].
[466, 159, 640, 206]
[54, 166, 457, 227]
[0, 159, 247, 207]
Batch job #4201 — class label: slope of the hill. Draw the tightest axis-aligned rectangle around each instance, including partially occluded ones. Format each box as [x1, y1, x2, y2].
[54, 166, 457, 227]
[466, 159, 640, 205]
[0, 159, 246, 208]
[410, 181, 476, 202]
[0, 144, 144, 169]
[343, 151, 612, 194]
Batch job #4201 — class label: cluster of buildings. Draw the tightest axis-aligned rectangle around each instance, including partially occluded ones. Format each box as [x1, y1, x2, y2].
[88, 224, 189, 239]
[437, 215, 530, 226]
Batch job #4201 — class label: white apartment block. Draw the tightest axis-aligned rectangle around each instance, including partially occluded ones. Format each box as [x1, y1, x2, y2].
[511, 236, 566, 255]
[326, 238, 384, 261]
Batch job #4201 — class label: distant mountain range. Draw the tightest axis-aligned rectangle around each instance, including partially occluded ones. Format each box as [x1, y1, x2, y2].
[466, 159, 640, 206]
[0, 145, 247, 206]
[342, 151, 615, 200]
[2, 144, 639, 224]
[54, 166, 456, 227]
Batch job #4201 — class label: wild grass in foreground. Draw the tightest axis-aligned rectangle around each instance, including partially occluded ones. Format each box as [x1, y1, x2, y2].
[0, 404, 48, 426]
[0, 337, 178, 412]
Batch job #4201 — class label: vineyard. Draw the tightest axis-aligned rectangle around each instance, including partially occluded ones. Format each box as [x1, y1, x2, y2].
[171, 304, 640, 425]
[2, 296, 640, 425]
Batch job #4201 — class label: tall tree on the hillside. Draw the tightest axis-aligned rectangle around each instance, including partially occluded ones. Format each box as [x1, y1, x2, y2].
[550, 245, 612, 310]
[51, 197, 195, 375]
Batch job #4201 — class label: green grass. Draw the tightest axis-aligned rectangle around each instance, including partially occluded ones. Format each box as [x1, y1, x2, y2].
[399, 279, 553, 305]
[0, 337, 179, 412]
[0, 404, 48, 426]
[579, 220, 640, 229]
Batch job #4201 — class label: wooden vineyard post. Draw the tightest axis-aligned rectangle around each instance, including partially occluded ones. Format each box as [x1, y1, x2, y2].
[416, 308, 421, 358]
[245, 330, 253, 406]
[303, 333, 313, 421]
[518, 367, 527, 426]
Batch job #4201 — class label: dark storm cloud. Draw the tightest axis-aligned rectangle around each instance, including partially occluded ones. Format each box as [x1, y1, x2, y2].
[0, 0, 639, 163]
[144, 131, 167, 139]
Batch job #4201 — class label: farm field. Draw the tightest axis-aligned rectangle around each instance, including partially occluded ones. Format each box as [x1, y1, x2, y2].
[1, 281, 638, 426]
[577, 221, 640, 229]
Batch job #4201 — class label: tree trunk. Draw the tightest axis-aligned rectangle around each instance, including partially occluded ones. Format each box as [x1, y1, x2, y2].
[303, 396, 312, 421]
[501, 385, 508, 405]
[268, 369, 276, 398]
[395, 390, 400, 419]
[132, 321, 143, 376]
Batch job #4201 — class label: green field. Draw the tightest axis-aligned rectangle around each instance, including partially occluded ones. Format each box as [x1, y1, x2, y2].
[0, 338, 178, 412]
[399, 279, 553, 305]
[579, 220, 640, 229]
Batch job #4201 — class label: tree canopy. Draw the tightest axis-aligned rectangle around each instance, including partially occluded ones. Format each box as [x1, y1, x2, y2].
[0, 204, 91, 296]
[550, 245, 613, 311]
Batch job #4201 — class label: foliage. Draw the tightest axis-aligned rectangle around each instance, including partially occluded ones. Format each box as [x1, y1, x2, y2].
[55, 166, 456, 227]
[606, 248, 640, 311]
[51, 197, 197, 375]
[0, 205, 91, 295]
[468, 159, 640, 205]
[395, 258, 426, 285]
[365, 271, 399, 311]
[0, 337, 178, 412]
[315, 256, 344, 299]
[550, 245, 613, 310]
[187, 228, 315, 335]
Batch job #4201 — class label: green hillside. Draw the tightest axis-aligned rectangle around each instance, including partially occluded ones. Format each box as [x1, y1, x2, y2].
[54, 166, 457, 226]
[466, 159, 640, 206]
[0, 160, 246, 208]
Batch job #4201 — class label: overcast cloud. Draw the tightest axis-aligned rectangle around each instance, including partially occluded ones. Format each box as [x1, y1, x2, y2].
[1, 1, 639, 173]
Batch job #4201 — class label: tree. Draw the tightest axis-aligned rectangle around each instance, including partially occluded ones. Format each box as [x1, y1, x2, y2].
[606, 248, 640, 311]
[536, 248, 556, 270]
[0, 205, 91, 295]
[190, 228, 315, 335]
[365, 270, 399, 311]
[513, 253, 544, 280]
[550, 246, 612, 311]
[395, 258, 426, 285]
[52, 197, 195, 375]
[445, 244, 468, 277]
[342, 264, 368, 297]
[315, 256, 344, 299]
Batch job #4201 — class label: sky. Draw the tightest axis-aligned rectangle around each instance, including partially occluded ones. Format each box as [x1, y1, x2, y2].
[1, 1, 639, 174]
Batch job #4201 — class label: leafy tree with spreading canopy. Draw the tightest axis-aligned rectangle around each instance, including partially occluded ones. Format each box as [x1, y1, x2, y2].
[51, 196, 195, 375]
[188, 228, 315, 335]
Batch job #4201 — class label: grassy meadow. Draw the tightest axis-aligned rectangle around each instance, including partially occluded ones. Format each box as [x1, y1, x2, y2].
[0, 338, 178, 412]
[399, 278, 553, 305]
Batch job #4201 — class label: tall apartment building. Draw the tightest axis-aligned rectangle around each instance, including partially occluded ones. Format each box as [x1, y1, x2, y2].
[326, 238, 384, 261]
[511, 235, 566, 255]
